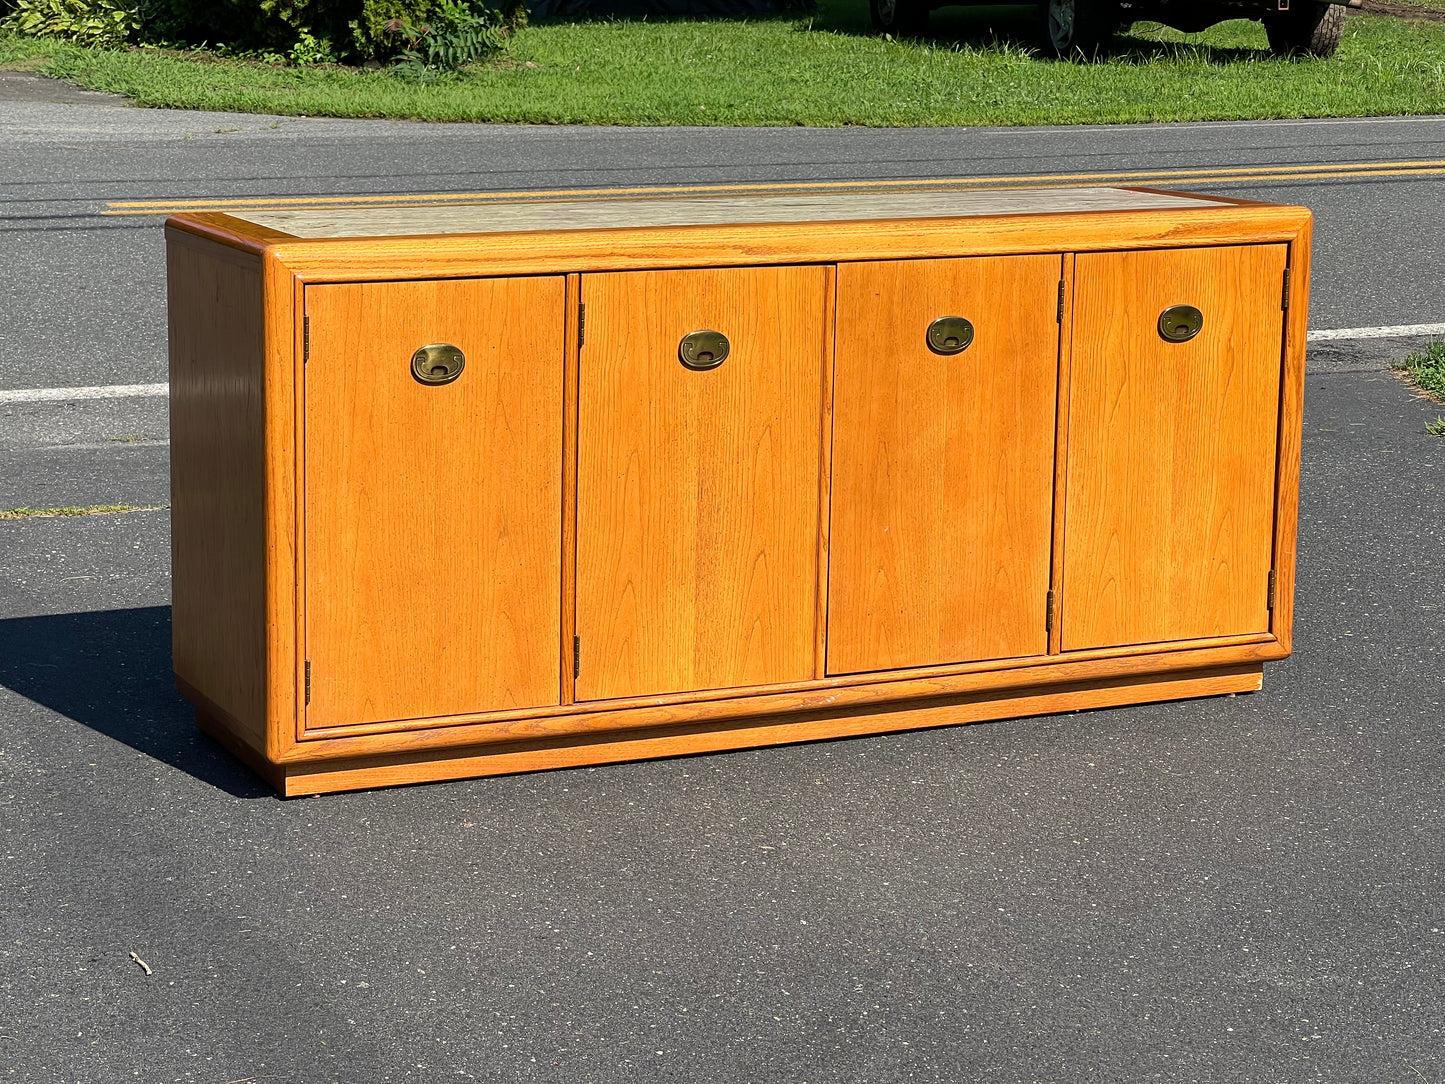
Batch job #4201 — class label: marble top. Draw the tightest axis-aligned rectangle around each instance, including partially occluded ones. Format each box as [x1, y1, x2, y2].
[232, 185, 1222, 240]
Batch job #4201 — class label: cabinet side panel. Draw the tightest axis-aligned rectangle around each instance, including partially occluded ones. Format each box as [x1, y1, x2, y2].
[1063, 244, 1286, 650]
[168, 232, 268, 750]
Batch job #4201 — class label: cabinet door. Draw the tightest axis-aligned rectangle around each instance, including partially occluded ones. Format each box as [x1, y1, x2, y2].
[1062, 244, 1286, 651]
[575, 266, 827, 702]
[827, 256, 1061, 675]
[303, 277, 564, 729]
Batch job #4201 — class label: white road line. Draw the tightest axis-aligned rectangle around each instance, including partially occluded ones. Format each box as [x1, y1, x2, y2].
[0, 382, 167, 404]
[1308, 323, 1445, 342]
[1, 322, 1441, 404]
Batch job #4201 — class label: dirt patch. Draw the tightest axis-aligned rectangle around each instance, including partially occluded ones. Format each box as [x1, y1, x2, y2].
[1360, 0, 1445, 22]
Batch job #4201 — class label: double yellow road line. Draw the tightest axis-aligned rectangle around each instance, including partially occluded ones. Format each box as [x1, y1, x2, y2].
[105, 156, 1445, 217]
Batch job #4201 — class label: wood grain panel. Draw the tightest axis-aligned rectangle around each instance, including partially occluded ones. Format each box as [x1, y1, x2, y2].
[168, 230, 268, 752]
[303, 276, 565, 728]
[1062, 244, 1288, 650]
[290, 633, 1277, 751]
[575, 265, 827, 701]
[1049, 252, 1077, 655]
[276, 664, 1265, 795]
[827, 255, 1060, 674]
[561, 273, 581, 706]
[287, 635, 1278, 758]
[1272, 227, 1313, 655]
[284, 269, 305, 748]
[814, 266, 838, 680]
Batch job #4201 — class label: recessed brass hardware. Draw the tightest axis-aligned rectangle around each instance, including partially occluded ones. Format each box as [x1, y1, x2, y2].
[1158, 305, 1204, 343]
[411, 343, 465, 385]
[926, 316, 975, 356]
[679, 330, 730, 371]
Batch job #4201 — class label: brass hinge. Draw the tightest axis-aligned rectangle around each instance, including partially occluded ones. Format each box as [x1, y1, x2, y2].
[1281, 269, 1291, 311]
[577, 303, 586, 349]
[304, 660, 312, 705]
[1056, 280, 1066, 322]
[573, 636, 581, 679]
[303, 315, 310, 362]
[1046, 589, 1055, 633]
[1267, 570, 1277, 610]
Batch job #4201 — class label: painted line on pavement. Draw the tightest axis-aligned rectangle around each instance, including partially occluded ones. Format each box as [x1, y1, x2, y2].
[1307, 323, 1445, 342]
[103, 158, 1445, 216]
[4, 325, 1441, 405]
[0, 382, 167, 404]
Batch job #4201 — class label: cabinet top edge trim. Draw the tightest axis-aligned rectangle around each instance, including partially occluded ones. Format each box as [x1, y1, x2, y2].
[184, 209, 1310, 284]
[212, 185, 1236, 240]
[167, 187, 1310, 259]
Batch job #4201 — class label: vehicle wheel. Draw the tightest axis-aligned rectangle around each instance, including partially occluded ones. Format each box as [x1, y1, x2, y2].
[871, 0, 928, 37]
[1039, 0, 1119, 57]
[1264, 2, 1346, 57]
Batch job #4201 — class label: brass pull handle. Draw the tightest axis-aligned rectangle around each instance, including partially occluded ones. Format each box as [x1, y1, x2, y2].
[1158, 305, 1204, 343]
[679, 330, 730, 371]
[411, 343, 465, 385]
[927, 316, 974, 356]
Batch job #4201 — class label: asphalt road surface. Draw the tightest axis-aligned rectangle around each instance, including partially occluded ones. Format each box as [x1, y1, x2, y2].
[1, 77, 1442, 1082]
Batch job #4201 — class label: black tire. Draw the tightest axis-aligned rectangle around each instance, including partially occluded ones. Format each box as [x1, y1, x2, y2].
[1038, 0, 1119, 57]
[1264, 2, 1346, 57]
[871, 0, 928, 36]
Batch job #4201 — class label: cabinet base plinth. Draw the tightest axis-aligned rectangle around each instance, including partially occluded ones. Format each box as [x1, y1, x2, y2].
[194, 664, 1263, 797]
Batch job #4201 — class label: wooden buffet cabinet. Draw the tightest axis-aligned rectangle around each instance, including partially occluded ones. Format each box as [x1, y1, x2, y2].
[167, 185, 1311, 796]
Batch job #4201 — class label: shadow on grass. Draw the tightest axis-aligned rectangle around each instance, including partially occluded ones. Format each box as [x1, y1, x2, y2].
[527, 0, 1273, 63]
[1106, 27, 1270, 63]
[0, 606, 271, 799]
[525, 0, 1037, 43]
[857, 8, 1273, 63]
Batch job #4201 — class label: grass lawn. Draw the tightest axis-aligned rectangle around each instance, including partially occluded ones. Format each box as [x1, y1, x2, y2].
[1394, 341, 1445, 400]
[4, 2, 1445, 125]
[1392, 341, 1445, 435]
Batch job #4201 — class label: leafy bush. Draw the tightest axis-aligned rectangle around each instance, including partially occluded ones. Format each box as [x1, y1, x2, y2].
[385, 0, 506, 77]
[0, 0, 514, 64]
[281, 26, 337, 63]
[357, 0, 443, 52]
[1, 0, 139, 47]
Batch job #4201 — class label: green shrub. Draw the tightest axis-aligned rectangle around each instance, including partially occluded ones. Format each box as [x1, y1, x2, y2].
[1, 0, 139, 47]
[281, 26, 337, 63]
[385, 0, 506, 76]
[1, 0, 513, 63]
[357, 0, 443, 53]
[258, 0, 357, 53]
